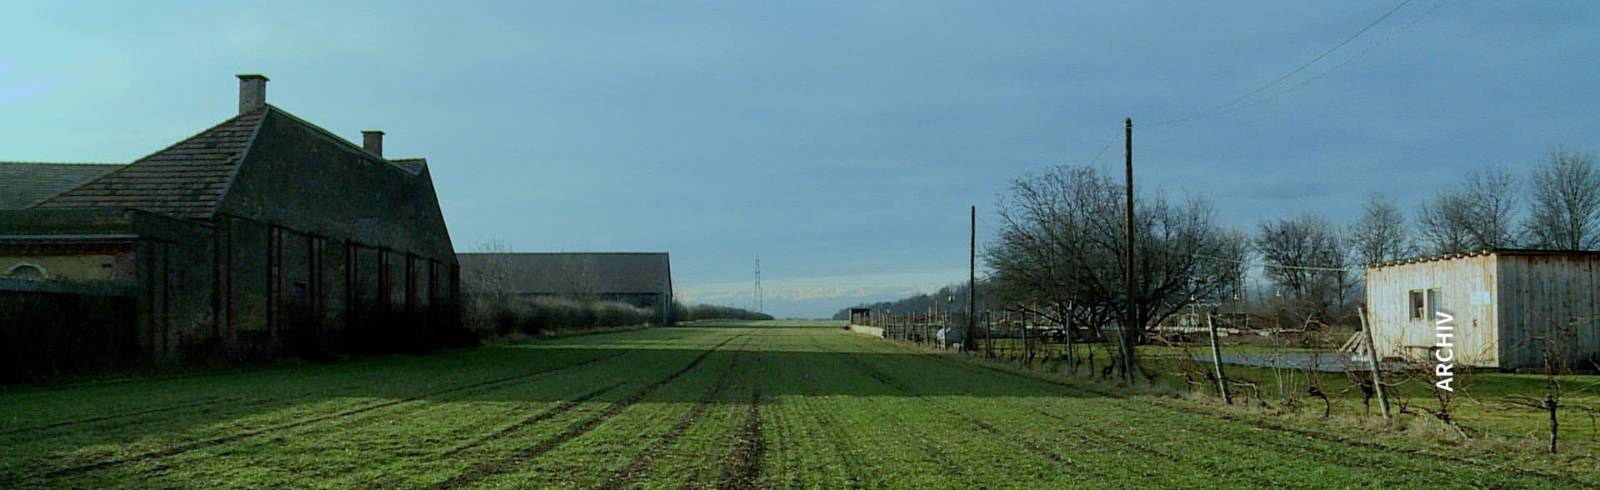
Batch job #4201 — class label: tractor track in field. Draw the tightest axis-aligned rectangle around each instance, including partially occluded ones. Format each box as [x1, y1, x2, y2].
[779, 349, 865, 489]
[441, 379, 631, 459]
[898, 343, 1598, 487]
[597, 344, 746, 490]
[811, 341, 976, 486]
[715, 386, 765, 490]
[38, 350, 630, 480]
[431, 333, 747, 490]
[1020, 403, 1227, 480]
[1, 353, 619, 439]
[825, 345, 1105, 481]
[714, 356, 764, 490]
[0, 394, 238, 437]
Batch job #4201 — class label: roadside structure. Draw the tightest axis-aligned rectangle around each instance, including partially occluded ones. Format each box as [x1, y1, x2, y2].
[0, 74, 463, 370]
[1365, 249, 1600, 370]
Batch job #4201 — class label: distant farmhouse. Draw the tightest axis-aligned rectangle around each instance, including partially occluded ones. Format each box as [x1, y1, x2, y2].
[457, 252, 673, 324]
[0, 74, 462, 371]
[1366, 249, 1600, 370]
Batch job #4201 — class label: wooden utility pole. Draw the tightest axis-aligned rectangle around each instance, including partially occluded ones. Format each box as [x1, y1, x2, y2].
[1359, 306, 1392, 420]
[967, 205, 977, 352]
[1117, 118, 1138, 384]
[1206, 313, 1232, 404]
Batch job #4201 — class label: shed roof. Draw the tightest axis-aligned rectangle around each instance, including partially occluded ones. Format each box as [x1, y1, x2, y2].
[1368, 248, 1600, 269]
[456, 252, 672, 295]
[0, 162, 123, 209]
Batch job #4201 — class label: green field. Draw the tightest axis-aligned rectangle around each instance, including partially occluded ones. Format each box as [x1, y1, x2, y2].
[1, 322, 1591, 488]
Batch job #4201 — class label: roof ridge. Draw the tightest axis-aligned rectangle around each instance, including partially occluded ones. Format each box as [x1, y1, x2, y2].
[262, 104, 424, 175]
[0, 162, 125, 167]
[208, 106, 271, 219]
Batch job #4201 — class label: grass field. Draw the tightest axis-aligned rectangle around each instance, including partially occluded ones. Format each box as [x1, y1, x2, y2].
[1, 322, 1593, 489]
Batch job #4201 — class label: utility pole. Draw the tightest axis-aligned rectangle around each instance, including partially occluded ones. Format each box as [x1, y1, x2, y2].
[1118, 118, 1138, 384]
[967, 205, 977, 352]
[754, 254, 764, 314]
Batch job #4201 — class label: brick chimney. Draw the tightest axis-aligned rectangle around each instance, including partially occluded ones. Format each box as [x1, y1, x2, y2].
[362, 130, 384, 157]
[236, 74, 268, 114]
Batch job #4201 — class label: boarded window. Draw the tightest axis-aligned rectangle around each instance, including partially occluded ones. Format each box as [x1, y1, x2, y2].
[1408, 290, 1424, 319]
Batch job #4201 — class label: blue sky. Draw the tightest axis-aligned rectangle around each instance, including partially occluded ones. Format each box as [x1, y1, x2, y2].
[3, 1, 1598, 317]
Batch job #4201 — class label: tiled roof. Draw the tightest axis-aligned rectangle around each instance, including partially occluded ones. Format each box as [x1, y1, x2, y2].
[32, 108, 267, 219]
[456, 252, 672, 295]
[0, 162, 123, 209]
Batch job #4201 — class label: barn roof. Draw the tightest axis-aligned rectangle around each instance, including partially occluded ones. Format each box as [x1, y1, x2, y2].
[456, 252, 672, 295]
[28, 105, 430, 220]
[1368, 248, 1600, 269]
[31, 108, 266, 219]
[0, 162, 123, 210]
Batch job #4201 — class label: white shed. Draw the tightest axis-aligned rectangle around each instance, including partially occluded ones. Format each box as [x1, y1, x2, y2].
[1365, 249, 1600, 370]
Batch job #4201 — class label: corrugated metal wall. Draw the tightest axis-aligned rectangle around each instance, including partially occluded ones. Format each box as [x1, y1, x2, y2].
[1365, 255, 1499, 367]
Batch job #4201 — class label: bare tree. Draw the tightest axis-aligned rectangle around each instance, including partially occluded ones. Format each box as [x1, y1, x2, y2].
[1525, 149, 1600, 250]
[1464, 166, 1520, 249]
[1349, 193, 1410, 265]
[463, 239, 520, 334]
[1417, 191, 1474, 255]
[1417, 166, 1520, 254]
[1255, 213, 1350, 322]
[987, 165, 1244, 381]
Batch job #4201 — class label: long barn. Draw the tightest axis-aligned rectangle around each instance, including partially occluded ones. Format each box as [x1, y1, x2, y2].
[1365, 249, 1600, 370]
[456, 252, 673, 324]
[0, 74, 463, 371]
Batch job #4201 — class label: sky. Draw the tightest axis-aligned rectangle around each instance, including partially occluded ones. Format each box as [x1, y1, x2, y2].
[3, 1, 1598, 318]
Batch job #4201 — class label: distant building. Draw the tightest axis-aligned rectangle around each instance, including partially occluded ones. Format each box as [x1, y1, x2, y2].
[1365, 249, 1600, 370]
[848, 307, 871, 325]
[456, 252, 673, 324]
[0, 74, 462, 366]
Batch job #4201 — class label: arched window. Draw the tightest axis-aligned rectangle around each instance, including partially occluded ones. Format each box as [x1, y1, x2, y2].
[5, 263, 46, 280]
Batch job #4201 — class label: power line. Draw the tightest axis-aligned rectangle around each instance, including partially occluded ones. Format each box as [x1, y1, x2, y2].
[1211, 0, 1452, 118]
[1150, 0, 1415, 127]
[1191, 253, 1351, 272]
[1086, 128, 1123, 175]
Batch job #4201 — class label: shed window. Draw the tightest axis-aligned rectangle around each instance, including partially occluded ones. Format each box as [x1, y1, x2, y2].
[1426, 288, 1441, 320]
[1408, 290, 1424, 319]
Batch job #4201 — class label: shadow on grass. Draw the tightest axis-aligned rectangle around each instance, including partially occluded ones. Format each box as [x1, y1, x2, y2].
[0, 326, 1095, 476]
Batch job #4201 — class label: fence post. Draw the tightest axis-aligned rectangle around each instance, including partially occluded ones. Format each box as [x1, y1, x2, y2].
[1064, 306, 1075, 375]
[1207, 313, 1232, 404]
[1359, 306, 1392, 420]
[1021, 309, 1031, 367]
